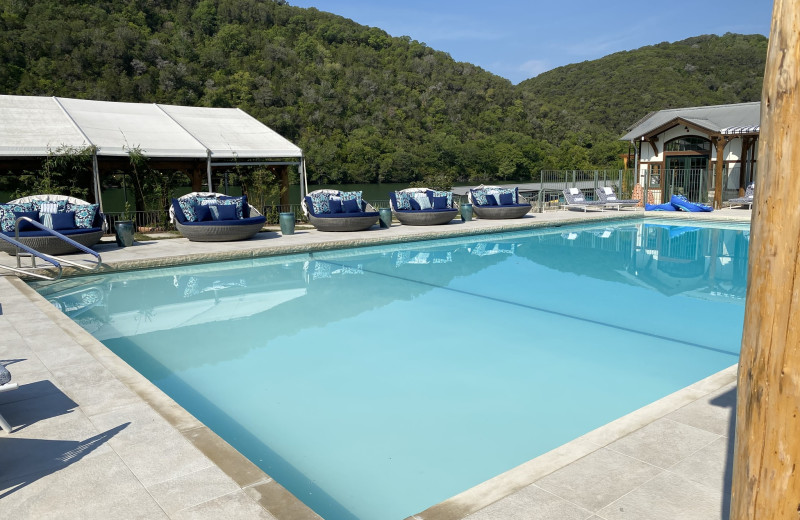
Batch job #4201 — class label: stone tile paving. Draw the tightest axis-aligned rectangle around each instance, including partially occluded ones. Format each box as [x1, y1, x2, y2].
[0, 208, 748, 519]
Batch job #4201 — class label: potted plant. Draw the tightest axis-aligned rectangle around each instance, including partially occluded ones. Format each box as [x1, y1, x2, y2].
[115, 201, 135, 247]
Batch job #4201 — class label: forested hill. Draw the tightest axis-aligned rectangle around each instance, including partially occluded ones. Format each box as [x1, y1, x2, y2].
[0, 1, 767, 185]
[519, 33, 768, 135]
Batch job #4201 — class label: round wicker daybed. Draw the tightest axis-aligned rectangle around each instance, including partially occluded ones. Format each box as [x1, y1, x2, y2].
[170, 192, 266, 242]
[0, 194, 106, 256]
[468, 185, 532, 219]
[302, 190, 380, 232]
[389, 188, 458, 226]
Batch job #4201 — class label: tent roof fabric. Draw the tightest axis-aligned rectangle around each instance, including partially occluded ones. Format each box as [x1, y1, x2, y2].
[0, 95, 302, 160]
[620, 102, 761, 141]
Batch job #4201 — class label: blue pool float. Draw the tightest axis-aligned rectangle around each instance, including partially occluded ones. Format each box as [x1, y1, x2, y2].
[645, 202, 677, 211]
[670, 194, 713, 212]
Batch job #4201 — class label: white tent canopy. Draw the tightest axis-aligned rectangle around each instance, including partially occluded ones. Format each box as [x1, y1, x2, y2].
[0, 95, 309, 204]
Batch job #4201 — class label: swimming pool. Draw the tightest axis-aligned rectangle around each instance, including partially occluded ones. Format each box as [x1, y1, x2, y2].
[32, 219, 749, 519]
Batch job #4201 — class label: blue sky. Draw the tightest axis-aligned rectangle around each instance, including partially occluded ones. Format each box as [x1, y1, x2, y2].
[289, 0, 773, 84]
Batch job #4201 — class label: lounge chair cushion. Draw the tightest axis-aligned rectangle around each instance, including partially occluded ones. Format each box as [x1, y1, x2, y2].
[1, 226, 102, 238]
[13, 211, 40, 231]
[485, 194, 498, 206]
[409, 197, 420, 210]
[41, 211, 76, 230]
[178, 197, 198, 221]
[432, 196, 448, 209]
[342, 198, 361, 213]
[329, 196, 343, 213]
[217, 195, 249, 218]
[210, 204, 237, 221]
[499, 192, 514, 205]
[67, 203, 99, 229]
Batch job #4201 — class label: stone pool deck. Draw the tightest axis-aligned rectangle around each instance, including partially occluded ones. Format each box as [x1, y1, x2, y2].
[0, 207, 750, 519]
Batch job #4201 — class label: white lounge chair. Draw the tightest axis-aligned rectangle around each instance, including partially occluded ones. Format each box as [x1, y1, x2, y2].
[562, 188, 606, 212]
[727, 183, 754, 209]
[595, 186, 640, 210]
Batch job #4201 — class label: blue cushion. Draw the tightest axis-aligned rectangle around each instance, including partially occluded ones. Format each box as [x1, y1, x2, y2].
[329, 197, 343, 214]
[432, 196, 448, 209]
[499, 192, 514, 205]
[214, 196, 244, 218]
[409, 197, 421, 210]
[210, 204, 238, 221]
[219, 195, 250, 218]
[485, 194, 498, 206]
[172, 199, 187, 223]
[13, 211, 40, 231]
[342, 198, 361, 213]
[41, 211, 76, 230]
[431, 190, 452, 207]
[194, 204, 213, 222]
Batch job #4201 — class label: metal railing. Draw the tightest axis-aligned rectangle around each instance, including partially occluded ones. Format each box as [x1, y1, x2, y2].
[0, 217, 102, 280]
[536, 170, 635, 211]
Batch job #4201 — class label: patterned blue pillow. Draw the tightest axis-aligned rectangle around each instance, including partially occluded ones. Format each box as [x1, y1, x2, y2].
[310, 192, 331, 214]
[0, 203, 34, 232]
[471, 189, 488, 206]
[431, 190, 452, 207]
[395, 191, 412, 210]
[495, 188, 517, 204]
[413, 193, 432, 210]
[215, 197, 243, 219]
[33, 199, 68, 214]
[69, 203, 99, 229]
[178, 197, 197, 221]
[339, 191, 363, 210]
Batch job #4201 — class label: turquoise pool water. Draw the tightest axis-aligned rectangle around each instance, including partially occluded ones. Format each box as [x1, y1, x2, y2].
[32, 219, 749, 520]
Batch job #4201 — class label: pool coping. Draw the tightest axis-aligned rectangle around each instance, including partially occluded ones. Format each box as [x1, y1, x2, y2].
[5, 209, 750, 519]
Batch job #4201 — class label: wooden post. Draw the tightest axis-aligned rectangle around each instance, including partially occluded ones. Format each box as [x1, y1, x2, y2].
[730, 0, 800, 518]
[712, 136, 726, 209]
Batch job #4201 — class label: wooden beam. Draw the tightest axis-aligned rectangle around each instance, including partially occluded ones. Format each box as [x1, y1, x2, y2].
[711, 136, 726, 209]
[738, 137, 753, 196]
[730, 0, 800, 518]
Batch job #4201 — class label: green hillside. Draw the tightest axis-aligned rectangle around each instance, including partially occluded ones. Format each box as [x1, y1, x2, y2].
[0, 1, 768, 185]
[518, 33, 768, 135]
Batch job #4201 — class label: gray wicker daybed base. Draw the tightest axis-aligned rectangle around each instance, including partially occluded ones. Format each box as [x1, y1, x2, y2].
[393, 209, 458, 226]
[472, 204, 531, 219]
[174, 220, 266, 242]
[307, 212, 379, 232]
[170, 192, 266, 242]
[0, 229, 104, 256]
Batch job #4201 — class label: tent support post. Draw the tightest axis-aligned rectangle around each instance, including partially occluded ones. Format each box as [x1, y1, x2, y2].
[206, 155, 213, 192]
[92, 150, 103, 212]
[299, 158, 307, 202]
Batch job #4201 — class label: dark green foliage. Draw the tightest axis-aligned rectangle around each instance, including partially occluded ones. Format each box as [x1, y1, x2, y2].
[1, 2, 767, 185]
[518, 34, 768, 135]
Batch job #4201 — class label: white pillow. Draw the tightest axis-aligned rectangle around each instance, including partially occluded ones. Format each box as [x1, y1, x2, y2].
[569, 188, 579, 195]
[607, 196, 617, 201]
[603, 187, 614, 194]
[414, 193, 432, 210]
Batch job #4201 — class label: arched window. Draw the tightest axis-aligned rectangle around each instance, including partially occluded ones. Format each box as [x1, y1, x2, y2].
[665, 136, 711, 152]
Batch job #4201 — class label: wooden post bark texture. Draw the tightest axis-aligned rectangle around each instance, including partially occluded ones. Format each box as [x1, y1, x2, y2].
[731, 1, 800, 518]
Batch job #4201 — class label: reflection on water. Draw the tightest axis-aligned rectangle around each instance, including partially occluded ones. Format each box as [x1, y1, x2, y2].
[30, 219, 750, 520]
